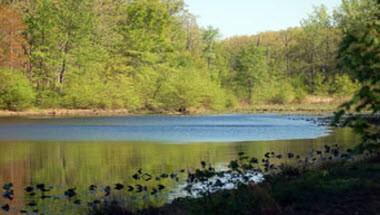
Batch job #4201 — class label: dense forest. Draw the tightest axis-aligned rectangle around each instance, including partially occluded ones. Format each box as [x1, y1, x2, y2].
[0, 0, 369, 112]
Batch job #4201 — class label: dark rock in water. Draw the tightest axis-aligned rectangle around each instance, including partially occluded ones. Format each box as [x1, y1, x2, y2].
[3, 190, 14, 200]
[104, 186, 111, 196]
[64, 188, 77, 198]
[29, 192, 36, 197]
[28, 201, 37, 207]
[74, 199, 81, 205]
[158, 184, 165, 190]
[88, 199, 101, 208]
[214, 179, 223, 187]
[36, 183, 50, 192]
[264, 152, 270, 158]
[288, 153, 294, 159]
[25, 186, 34, 193]
[151, 188, 158, 195]
[2, 183, 12, 191]
[332, 148, 340, 157]
[250, 157, 258, 163]
[136, 185, 143, 192]
[114, 183, 124, 190]
[170, 173, 177, 179]
[89, 184, 97, 191]
[41, 195, 52, 199]
[36, 183, 45, 190]
[132, 173, 140, 180]
[1, 204, 10, 212]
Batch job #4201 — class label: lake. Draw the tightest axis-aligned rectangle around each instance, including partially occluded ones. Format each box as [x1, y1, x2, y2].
[0, 114, 360, 213]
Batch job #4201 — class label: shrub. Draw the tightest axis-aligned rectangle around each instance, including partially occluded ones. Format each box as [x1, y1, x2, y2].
[63, 67, 142, 110]
[156, 68, 228, 112]
[36, 90, 62, 108]
[62, 68, 106, 109]
[224, 90, 238, 109]
[199, 81, 227, 111]
[0, 68, 35, 111]
[251, 78, 296, 104]
[331, 74, 359, 97]
[313, 73, 329, 96]
[104, 74, 142, 110]
[251, 80, 276, 104]
[270, 81, 296, 104]
[157, 69, 205, 111]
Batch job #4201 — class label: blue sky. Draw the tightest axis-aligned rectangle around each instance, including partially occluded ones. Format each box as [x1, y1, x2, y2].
[184, 0, 342, 38]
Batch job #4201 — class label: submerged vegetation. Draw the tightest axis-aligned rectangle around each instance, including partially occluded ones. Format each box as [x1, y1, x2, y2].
[0, 0, 362, 113]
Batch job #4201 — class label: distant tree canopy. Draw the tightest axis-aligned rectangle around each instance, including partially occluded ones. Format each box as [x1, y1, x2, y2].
[0, 0, 371, 112]
[0, 5, 27, 70]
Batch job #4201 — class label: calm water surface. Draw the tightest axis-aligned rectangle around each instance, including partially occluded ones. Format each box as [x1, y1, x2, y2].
[0, 114, 328, 142]
[0, 114, 359, 213]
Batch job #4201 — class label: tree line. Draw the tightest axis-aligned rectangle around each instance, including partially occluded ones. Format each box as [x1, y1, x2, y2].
[0, 0, 373, 112]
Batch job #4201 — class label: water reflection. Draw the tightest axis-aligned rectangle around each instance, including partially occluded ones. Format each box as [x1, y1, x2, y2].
[0, 128, 359, 213]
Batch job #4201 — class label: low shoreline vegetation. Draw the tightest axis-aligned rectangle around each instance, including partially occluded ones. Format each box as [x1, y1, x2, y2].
[0, 97, 348, 117]
[132, 154, 380, 215]
[87, 147, 380, 215]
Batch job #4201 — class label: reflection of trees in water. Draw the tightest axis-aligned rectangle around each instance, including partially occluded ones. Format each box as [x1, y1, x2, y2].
[0, 160, 29, 210]
[0, 128, 359, 212]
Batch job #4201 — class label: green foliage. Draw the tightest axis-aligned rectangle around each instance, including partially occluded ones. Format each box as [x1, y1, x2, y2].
[234, 45, 268, 103]
[334, 0, 380, 147]
[249, 78, 297, 105]
[0, 68, 35, 111]
[35, 90, 61, 108]
[104, 75, 142, 110]
[156, 69, 227, 111]
[271, 81, 296, 104]
[332, 74, 359, 97]
[291, 76, 308, 102]
[313, 73, 330, 96]
[0, 0, 372, 112]
[62, 67, 106, 109]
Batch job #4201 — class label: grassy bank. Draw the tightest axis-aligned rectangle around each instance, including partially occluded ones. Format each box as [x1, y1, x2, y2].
[231, 103, 340, 115]
[0, 100, 344, 117]
[94, 155, 380, 215]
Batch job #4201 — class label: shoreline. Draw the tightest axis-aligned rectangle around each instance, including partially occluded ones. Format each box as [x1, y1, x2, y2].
[0, 104, 340, 117]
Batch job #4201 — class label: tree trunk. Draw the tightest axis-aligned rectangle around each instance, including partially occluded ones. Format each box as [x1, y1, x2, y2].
[59, 40, 69, 85]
